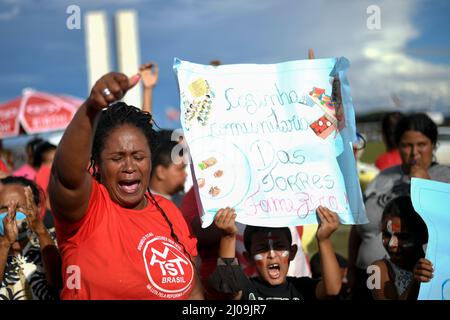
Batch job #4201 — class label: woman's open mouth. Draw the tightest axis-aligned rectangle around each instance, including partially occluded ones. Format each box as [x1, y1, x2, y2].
[118, 180, 141, 194]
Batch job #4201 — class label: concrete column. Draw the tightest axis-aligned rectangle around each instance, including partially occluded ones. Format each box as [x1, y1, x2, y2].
[84, 11, 111, 92]
[115, 10, 142, 109]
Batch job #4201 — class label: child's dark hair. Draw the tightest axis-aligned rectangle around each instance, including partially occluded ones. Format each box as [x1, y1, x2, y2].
[27, 137, 44, 159]
[310, 252, 348, 279]
[243, 226, 292, 254]
[382, 196, 428, 246]
[381, 112, 404, 150]
[0, 175, 41, 207]
[394, 113, 437, 147]
[151, 129, 183, 177]
[88, 102, 192, 261]
[33, 141, 57, 168]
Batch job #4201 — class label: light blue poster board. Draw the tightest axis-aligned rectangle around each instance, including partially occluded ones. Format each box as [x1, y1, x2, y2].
[411, 178, 450, 300]
[174, 57, 367, 228]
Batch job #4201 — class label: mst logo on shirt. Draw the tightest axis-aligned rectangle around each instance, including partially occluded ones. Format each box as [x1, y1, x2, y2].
[138, 233, 194, 299]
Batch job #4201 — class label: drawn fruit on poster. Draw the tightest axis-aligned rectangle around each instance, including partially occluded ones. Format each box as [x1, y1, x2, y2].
[190, 136, 251, 208]
[182, 78, 215, 129]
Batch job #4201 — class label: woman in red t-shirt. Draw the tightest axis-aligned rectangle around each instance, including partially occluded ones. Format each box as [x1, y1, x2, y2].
[49, 72, 203, 300]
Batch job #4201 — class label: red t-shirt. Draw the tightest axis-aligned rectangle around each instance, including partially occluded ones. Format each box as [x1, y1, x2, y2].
[13, 163, 37, 180]
[180, 187, 200, 236]
[55, 179, 198, 300]
[0, 158, 9, 174]
[35, 164, 51, 194]
[375, 149, 402, 171]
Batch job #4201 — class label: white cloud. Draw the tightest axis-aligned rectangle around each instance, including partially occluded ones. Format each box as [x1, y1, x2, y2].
[279, 0, 450, 114]
[346, 1, 448, 110]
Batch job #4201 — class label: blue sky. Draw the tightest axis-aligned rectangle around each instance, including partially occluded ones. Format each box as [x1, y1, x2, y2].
[1, 0, 449, 129]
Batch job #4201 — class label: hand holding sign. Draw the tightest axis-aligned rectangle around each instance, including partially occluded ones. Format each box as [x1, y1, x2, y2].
[214, 207, 238, 237]
[316, 206, 340, 242]
[413, 258, 434, 283]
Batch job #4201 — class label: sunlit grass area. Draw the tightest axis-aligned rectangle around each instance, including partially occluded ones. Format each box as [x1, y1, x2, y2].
[360, 141, 385, 164]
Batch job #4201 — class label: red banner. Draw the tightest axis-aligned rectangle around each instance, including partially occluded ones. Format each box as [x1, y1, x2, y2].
[0, 97, 21, 138]
[0, 90, 81, 138]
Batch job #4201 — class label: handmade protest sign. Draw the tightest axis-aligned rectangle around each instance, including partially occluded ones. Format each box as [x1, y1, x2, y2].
[174, 58, 367, 227]
[411, 178, 450, 300]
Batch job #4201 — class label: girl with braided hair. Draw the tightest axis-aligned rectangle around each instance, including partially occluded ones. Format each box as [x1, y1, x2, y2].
[49, 72, 203, 300]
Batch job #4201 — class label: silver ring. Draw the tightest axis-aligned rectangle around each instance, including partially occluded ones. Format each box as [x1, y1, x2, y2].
[102, 88, 112, 97]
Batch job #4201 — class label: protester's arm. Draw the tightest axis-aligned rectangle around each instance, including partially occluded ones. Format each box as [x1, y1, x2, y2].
[347, 225, 362, 296]
[139, 62, 159, 113]
[35, 228, 62, 290]
[0, 202, 18, 283]
[399, 258, 433, 300]
[315, 206, 342, 299]
[212, 207, 242, 300]
[49, 72, 140, 222]
[216, 208, 238, 259]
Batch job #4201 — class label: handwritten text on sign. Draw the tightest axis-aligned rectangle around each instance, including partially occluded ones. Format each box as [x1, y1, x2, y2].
[174, 58, 367, 227]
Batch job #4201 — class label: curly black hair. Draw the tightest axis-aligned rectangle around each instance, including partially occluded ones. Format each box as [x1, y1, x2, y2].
[90, 102, 157, 179]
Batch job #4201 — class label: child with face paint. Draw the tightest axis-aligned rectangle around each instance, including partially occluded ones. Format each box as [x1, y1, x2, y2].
[370, 196, 433, 300]
[207, 206, 342, 300]
[0, 176, 62, 300]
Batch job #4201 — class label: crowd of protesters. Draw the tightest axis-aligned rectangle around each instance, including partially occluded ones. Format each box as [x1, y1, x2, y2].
[0, 61, 449, 300]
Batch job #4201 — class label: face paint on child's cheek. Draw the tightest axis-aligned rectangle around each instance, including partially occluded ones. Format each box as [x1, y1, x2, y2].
[254, 254, 264, 261]
[280, 250, 290, 264]
[386, 220, 399, 247]
[387, 219, 401, 233]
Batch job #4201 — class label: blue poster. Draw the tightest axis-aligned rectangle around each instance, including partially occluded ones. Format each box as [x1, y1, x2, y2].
[174, 57, 367, 227]
[411, 178, 450, 300]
